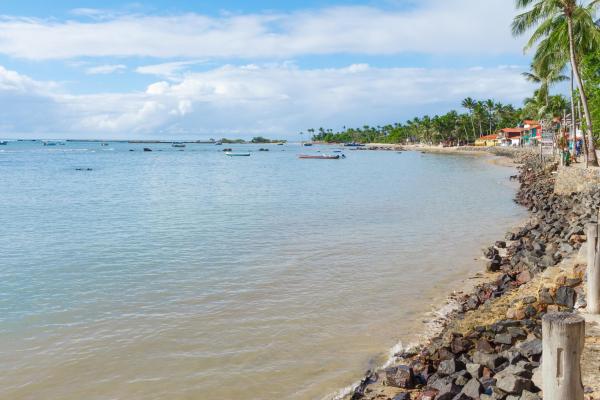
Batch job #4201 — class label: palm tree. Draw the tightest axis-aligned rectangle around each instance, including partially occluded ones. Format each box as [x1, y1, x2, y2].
[461, 97, 478, 139]
[512, 0, 600, 166]
[522, 63, 569, 109]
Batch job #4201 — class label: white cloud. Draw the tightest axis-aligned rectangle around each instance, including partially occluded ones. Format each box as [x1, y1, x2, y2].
[85, 64, 127, 75]
[0, 63, 534, 138]
[0, 0, 523, 60]
[135, 60, 205, 80]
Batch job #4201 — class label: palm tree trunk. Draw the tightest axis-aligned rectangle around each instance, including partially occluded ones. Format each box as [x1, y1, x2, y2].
[570, 68, 577, 160]
[567, 16, 598, 166]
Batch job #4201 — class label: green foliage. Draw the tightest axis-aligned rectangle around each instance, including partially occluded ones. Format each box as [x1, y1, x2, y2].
[307, 99, 522, 144]
[220, 138, 246, 144]
[250, 136, 286, 143]
[581, 52, 600, 139]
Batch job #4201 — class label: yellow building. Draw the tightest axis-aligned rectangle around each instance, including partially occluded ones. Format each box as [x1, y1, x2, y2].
[474, 134, 498, 147]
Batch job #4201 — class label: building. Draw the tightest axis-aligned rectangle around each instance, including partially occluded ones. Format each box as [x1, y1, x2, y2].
[522, 120, 542, 144]
[499, 128, 525, 146]
[474, 134, 498, 147]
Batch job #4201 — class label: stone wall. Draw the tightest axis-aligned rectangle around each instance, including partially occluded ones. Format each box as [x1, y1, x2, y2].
[554, 165, 600, 195]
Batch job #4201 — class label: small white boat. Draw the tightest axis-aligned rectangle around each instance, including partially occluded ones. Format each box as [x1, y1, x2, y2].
[0, 140, 7, 145]
[225, 152, 251, 157]
[43, 141, 58, 146]
[172, 143, 186, 148]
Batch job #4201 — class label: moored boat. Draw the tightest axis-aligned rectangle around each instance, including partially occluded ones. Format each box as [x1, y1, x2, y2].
[298, 154, 341, 159]
[172, 143, 186, 148]
[0, 140, 7, 145]
[225, 152, 251, 157]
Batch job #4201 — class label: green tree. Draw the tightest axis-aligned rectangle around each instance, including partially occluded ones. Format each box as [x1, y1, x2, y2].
[512, 0, 600, 165]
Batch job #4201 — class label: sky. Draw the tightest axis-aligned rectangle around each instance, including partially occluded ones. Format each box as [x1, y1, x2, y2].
[0, 0, 536, 139]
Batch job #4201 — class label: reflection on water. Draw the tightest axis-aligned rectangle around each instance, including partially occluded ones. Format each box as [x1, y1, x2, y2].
[0, 142, 525, 399]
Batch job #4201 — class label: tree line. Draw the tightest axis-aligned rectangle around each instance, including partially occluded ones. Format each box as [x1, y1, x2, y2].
[306, 0, 600, 166]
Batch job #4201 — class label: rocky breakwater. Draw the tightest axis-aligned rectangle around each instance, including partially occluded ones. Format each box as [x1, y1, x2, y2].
[349, 152, 600, 400]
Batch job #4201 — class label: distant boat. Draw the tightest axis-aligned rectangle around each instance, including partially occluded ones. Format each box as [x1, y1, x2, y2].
[172, 143, 186, 148]
[215, 142, 223, 145]
[298, 154, 341, 159]
[303, 143, 313, 147]
[143, 147, 152, 152]
[0, 140, 7, 145]
[259, 148, 269, 151]
[277, 143, 284, 146]
[225, 152, 251, 157]
[43, 141, 58, 146]
[100, 143, 109, 146]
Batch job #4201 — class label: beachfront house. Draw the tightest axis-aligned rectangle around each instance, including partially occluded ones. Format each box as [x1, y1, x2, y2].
[499, 128, 525, 147]
[521, 120, 542, 145]
[474, 134, 498, 147]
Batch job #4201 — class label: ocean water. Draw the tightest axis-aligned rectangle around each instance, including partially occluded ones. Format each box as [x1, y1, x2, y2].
[0, 142, 525, 400]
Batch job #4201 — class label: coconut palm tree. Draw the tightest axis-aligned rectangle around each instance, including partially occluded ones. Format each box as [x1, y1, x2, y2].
[522, 63, 569, 109]
[461, 97, 478, 139]
[512, 0, 600, 166]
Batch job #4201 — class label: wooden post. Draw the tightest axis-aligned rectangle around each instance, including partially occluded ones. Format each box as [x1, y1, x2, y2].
[587, 218, 600, 314]
[542, 312, 585, 400]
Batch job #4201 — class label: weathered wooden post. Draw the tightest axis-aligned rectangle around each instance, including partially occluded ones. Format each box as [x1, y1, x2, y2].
[587, 218, 600, 314]
[542, 312, 585, 400]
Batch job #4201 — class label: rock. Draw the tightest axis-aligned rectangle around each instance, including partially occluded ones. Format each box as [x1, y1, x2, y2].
[417, 389, 438, 400]
[429, 376, 460, 399]
[465, 363, 483, 379]
[450, 394, 471, 400]
[438, 359, 465, 376]
[384, 366, 415, 388]
[392, 394, 411, 400]
[451, 337, 472, 354]
[516, 271, 532, 285]
[519, 390, 541, 400]
[507, 327, 527, 340]
[495, 371, 533, 394]
[555, 286, 576, 308]
[517, 339, 542, 358]
[495, 241, 507, 249]
[494, 333, 513, 345]
[565, 277, 582, 287]
[472, 351, 507, 370]
[521, 296, 537, 304]
[475, 339, 494, 354]
[484, 246, 499, 259]
[538, 287, 554, 304]
[459, 378, 483, 399]
[486, 259, 501, 272]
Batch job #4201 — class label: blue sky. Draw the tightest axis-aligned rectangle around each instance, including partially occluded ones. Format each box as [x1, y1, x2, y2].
[0, 0, 535, 139]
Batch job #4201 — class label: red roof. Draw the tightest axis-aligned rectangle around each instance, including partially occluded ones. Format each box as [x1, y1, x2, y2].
[479, 134, 498, 140]
[523, 120, 539, 125]
[501, 128, 525, 133]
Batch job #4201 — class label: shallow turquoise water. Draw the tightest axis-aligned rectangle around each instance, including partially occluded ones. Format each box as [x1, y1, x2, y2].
[0, 142, 525, 400]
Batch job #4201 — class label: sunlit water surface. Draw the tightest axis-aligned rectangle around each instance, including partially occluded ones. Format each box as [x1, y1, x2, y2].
[0, 142, 526, 400]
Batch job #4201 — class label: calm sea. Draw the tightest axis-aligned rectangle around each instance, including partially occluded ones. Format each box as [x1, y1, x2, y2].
[0, 141, 525, 400]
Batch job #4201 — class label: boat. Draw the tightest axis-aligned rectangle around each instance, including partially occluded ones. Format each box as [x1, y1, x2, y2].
[303, 143, 313, 147]
[225, 152, 251, 157]
[298, 154, 341, 159]
[0, 140, 7, 145]
[259, 148, 269, 151]
[100, 143, 109, 146]
[43, 141, 57, 146]
[172, 143, 186, 148]
[143, 147, 152, 152]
